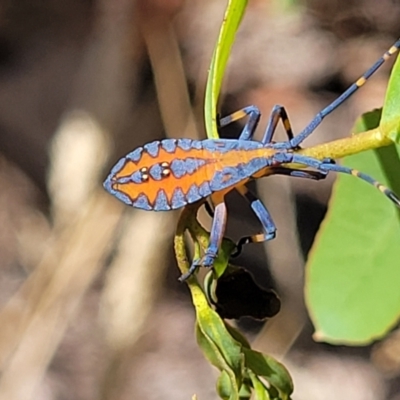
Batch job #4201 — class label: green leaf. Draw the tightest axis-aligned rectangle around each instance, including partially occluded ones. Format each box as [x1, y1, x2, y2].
[191, 283, 244, 398]
[196, 322, 232, 371]
[214, 238, 237, 278]
[306, 110, 400, 344]
[238, 382, 252, 399]
[196, 321, 240, 400]
[196, 304, 245, 382]
[204, 0, 248, 139]
[217, 371, 234, 400]
[242, 348, 293, 399]
[248, 371, 270, 400]
[224, 322, 251, 348]
[380, 51, 400, 143]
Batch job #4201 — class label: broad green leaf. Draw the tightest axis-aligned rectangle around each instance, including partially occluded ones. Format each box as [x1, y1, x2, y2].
[306, 110, 400, 344]
[380, 49, 400, 143]
[242, 348, 293, 399]
[204, 0, 248, 139]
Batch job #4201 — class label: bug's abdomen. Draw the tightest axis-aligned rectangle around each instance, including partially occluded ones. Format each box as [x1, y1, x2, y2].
[103, 138, 271, 210]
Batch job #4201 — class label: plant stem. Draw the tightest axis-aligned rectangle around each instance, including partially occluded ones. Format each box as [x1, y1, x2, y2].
[297, 128, 393, 160]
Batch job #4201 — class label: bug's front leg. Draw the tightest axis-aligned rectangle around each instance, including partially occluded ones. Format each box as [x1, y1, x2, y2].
[219, 105, 260, 141]
[202, 200, 228, 265]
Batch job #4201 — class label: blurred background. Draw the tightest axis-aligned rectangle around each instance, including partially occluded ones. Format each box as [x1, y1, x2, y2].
[1, 0, 400, 399]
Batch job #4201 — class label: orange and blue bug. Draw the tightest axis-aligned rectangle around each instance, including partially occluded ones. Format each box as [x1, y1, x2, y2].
[104, 39, 400, 280]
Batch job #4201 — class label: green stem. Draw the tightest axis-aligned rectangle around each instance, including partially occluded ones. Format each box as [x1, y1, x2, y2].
[204, 0, 248, 139]
[297, 128, 393, 160]
[174, 204, 215, 317]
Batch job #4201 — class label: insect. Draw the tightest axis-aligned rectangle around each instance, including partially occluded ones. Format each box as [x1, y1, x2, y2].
[104, 39, 400, 280]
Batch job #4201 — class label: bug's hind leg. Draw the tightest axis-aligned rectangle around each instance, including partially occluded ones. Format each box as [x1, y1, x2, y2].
[262, 105, 296, 145]
[290, 154, 400, 207]
[219, 105, 261, 141]
[269, 166, 327, 180]
[232, 185, 277, 258]
[180, 195, 228, 281]
[279, 39, 400, 150]
[320, 163, 400, 206]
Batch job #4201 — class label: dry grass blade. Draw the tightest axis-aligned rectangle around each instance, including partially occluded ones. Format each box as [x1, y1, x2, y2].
[97, 4, 202, 397]
[0, 193, 122, 400]
[0, 0, 139, 398]
[99, 211, 177, 399]
[139, 4, 199, 140]
[101, 211, 177, 351]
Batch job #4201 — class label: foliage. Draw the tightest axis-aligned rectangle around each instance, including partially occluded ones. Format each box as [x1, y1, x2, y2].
[204, 0, 248, 140]
[175, 0, 400, 397]
[180, 1, 293, 397]
[305, 55, 400, 344]
[174, 204, 293, 400]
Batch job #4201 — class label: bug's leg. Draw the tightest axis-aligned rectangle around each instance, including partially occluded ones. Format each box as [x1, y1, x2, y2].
[278, 39, 400, 150]
[232, 185, 276, 258]
[180, 195, 228, 281]
[262, 105, 295, 145]
[232, 168, 326, 257]
[289, 154, 400, 207]
[202, 198, 228, 266]
[269, 166, 327, 180]
[219, 105, 261, 141]
[204, 201, 214, 217]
